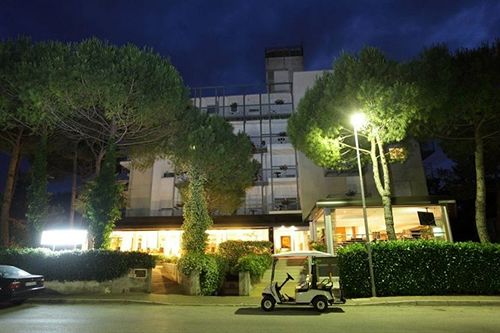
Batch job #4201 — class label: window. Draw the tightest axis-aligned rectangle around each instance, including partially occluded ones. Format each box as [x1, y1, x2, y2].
[207, 105, 217, 114]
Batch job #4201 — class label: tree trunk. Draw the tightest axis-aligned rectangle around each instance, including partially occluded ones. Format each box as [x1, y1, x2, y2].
[369, 136, 397, 240]
[474, 133, 490, 243]
[95, 149, 105, 176]
[69, 143, 78, 227]
[0, 130, 23, 247]
[496, 177, 500, 242]
[377, 135, 396, 240]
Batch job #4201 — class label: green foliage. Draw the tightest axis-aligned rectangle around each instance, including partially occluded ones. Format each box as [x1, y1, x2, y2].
[0, 38, 68, 130]
[289, 47, 420, 170]
[217, 240, 273, 268]
[338, 240, 500, 298]
[235, 253, 273, 283]
[181, 169, 213, 254]
[166, 107, 259, 214]
[0, 248, 155, 282]
[412, 42, 500, 144]
[289, 47, 420, 240]
[153, 255, 178, 264]
[177, 169, 220, 295]
[82, 143, 124, 249]
[309, 240, 327, 252]
[0, 38, 69, 247]
[26, 134, 49, 246]
[178, 252, 225, 295]
[217, 240, 273, 282]
[410, 42, 500, 243]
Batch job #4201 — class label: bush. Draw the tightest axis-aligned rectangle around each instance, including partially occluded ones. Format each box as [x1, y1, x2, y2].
[235, 253, 272, 282]
[218, 240, 272, 268]
[178, 252, 225, 295]
[153, 255, 178, 264]
[0, 248, 155, 282]
[337, 240, 500, 298]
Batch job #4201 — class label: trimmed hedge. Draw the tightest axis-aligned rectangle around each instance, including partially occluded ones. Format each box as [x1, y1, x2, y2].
[338, 240, 500, 298]
[0, 248, 156, 282]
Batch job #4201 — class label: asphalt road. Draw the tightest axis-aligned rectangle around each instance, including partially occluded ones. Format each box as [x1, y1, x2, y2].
[1, 303, 499, 333]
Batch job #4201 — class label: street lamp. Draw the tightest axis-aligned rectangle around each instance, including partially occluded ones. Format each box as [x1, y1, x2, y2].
[350, 112, 377, 298]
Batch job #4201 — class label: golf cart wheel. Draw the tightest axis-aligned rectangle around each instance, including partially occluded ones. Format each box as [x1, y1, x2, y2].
[312, 296, 329, 312]
[261, 295, 276, 311]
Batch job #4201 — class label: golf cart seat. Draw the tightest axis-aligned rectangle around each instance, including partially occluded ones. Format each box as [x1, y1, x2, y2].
[316, 282, 333, 291]
[295, 282, 310, 292]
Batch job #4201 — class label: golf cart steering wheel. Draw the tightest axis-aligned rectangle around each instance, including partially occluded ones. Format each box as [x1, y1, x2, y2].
[286, 273, 294, 281]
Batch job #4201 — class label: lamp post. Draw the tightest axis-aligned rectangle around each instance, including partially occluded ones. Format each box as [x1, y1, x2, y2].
[350, 113, 377, 298]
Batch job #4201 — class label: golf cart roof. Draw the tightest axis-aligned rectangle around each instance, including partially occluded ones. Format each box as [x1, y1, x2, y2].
[272, 250, 334, 259]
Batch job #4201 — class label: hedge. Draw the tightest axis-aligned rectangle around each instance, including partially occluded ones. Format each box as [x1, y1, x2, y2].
[0, 248, 156, 282]
[178, 252, 225, 295]
[217, 240, 272, 268]
[338, 240, 500, 298]
[235, 253, 273, 283]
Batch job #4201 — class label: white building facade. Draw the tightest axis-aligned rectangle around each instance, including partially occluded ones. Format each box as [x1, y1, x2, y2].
[111, 46, 454, 256]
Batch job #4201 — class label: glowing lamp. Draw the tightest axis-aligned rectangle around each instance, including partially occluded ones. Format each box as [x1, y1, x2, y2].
[350, 113, 367, 130]
[41, 229, 88, 249]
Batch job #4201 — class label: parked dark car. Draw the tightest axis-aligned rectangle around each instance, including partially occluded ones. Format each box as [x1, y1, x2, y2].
[0, 265, 45, 304]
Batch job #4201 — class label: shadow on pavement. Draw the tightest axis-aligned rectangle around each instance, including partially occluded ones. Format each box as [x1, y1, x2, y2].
[234, 307, 345, 316]
[0, 302, 37, 313]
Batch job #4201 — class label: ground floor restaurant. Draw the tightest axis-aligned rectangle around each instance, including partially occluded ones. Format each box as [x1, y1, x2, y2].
[110, 213, 308, 256]
[110, 197, 455, 256]
[308, 196, 455, 253]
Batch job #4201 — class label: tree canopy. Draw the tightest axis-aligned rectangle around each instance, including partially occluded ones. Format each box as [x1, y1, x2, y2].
[411, 41, 500, 242]
[289, 47, 420, 240]
[48, 38, 188, 174]
[165, 107, 259, 214]
[0, 38, 69, 247]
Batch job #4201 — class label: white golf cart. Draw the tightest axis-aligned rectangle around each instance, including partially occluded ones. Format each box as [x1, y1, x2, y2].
[261, 250, 346, 312]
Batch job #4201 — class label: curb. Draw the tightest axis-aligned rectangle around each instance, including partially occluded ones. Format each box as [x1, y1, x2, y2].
[29, 297, 500, 307]
[346, 300, 500, 307]
[29, 297, 261, 307]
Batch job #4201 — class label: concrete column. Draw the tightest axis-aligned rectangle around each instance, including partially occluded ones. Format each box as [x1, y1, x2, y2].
[331, 209, 337, 256]
[441, 204, 453, 242]
[309, 220, 317, 242]
[239, 271, 251, 296]
[324, 208, 334, 255]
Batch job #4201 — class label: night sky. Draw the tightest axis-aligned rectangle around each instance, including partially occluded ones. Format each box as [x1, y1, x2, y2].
[1, 0, 499, 88]
[0, 0, 499, 191]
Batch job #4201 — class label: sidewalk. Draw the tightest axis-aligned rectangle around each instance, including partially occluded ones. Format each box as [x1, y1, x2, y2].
[30, 292, 500, 307]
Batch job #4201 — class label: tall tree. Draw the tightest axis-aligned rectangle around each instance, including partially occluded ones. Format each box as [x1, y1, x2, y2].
[180, 168, 212, 254]
[411, 41, 500, 243]
[166, 107, 260, 215]
[289, 47, 420, 240]
[25, 132, 48, 246]
[0, 38, 67, 247]
[50, 38, 188, 176]
[82, 143, 123, 249]
[44, 38, 188, 247]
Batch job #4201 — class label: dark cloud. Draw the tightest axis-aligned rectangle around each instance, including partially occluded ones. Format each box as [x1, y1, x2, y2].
[0, 0, 499, 87]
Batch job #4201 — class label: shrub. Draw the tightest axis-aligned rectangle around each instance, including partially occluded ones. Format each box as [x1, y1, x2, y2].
[218, 240, 272, 268]
[337, 240, 500, 298]
[309, 240, 327, 252]
[178, 252, 224, 295]
[235, 253, 272, 282]
[0, 248, 155, 282]
[153, 255, 178, 264]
